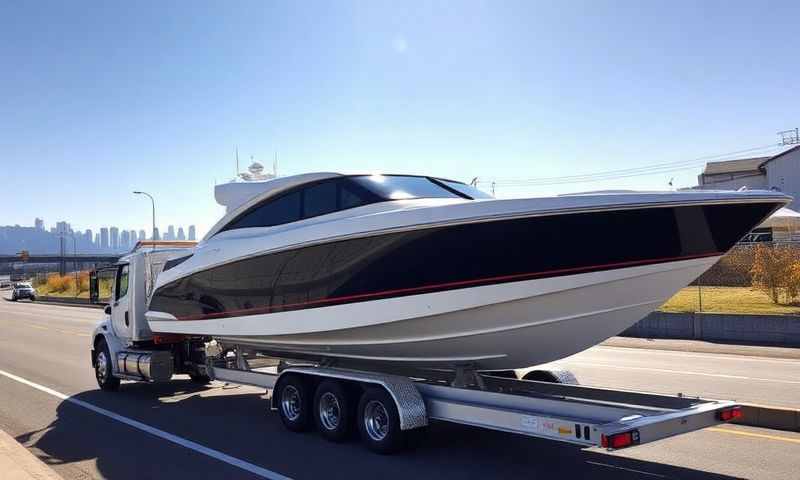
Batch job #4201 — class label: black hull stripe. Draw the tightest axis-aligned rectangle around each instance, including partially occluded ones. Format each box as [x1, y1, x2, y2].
[171, 252, 719, 321]
[150, 201, 781, 323]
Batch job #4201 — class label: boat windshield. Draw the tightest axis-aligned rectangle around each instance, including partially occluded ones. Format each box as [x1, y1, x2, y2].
[352, 175, 470, 200]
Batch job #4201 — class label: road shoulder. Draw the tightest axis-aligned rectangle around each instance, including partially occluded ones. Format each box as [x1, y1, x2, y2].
[602, 336, 800, 360]
[0, 428, 62, 480]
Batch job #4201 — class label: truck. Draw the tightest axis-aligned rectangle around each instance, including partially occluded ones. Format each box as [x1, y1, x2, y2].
[90, 242, 743, 454]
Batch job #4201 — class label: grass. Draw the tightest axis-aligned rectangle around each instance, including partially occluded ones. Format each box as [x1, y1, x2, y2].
[659, 286, 800, 315]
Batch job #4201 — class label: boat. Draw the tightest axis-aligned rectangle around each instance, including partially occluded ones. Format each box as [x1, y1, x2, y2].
[145, 173, 790, 370]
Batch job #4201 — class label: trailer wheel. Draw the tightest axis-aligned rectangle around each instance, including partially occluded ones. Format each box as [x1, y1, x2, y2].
[357, 387, 404, 454]
[189, 373, 211, 384]
[522, 369, 578, 384]
[276, 374, 313, 432]
[313, 380, 354, 442]
[94, 338, 120, 392]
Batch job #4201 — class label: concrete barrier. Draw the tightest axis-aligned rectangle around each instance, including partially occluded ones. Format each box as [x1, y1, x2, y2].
[36, 296, 104, 309]
[735, 404, 800, 432]
[623, 311, 800, 347]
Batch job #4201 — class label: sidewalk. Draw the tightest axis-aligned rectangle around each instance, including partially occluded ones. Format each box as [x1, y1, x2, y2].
[602, 336, 800, 360]
[0, 429, 62, 480]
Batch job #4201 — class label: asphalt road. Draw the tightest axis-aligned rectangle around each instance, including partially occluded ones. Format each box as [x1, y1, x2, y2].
[0, 296, 799, 480]
[541, 345, 800, 409]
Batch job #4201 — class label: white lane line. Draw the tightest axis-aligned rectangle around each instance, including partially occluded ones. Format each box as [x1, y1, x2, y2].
[0, 368, 292, 480]
[561, 361, 800, 385]
[594, 346, 800, 366]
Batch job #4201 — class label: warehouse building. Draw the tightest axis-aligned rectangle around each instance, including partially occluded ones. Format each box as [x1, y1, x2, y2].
[697, 145, 800, 209]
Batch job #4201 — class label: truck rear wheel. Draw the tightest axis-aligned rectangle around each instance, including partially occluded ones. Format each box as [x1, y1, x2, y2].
[357, 387, 405, 454]
[313, 380, 353, 442]
[276, 374, 313, 432]
[95, 338, 120, 391]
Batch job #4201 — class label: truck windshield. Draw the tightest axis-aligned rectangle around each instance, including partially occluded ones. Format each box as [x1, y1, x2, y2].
[351, 175, 461, 200]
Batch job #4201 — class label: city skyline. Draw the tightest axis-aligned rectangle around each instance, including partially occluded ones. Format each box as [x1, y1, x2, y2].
[0, 217, 199, 254]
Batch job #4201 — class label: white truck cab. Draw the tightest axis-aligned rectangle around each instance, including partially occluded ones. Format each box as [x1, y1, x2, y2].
[90, 242, 204, 390]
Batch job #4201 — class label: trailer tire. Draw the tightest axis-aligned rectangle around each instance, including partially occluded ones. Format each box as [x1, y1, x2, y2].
[189, 373, 211, 384]
[522, 369, 578, 385]
[357, 387, 404, 454]
[313, 380, 354, 442]
[275, 374, 313, 432]
[95, 338, 120, 392]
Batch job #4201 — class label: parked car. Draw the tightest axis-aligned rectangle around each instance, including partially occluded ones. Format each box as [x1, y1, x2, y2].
[11, 282, 36, 301]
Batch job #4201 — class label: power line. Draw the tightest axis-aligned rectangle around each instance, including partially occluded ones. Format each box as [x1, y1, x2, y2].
[476, 143, 782, 188]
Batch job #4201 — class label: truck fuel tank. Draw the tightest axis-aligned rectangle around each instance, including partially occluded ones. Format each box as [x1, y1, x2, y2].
[117, 351, 173, 382]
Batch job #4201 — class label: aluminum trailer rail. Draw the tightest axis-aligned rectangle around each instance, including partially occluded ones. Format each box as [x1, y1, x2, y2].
[207, 347, 742, 452]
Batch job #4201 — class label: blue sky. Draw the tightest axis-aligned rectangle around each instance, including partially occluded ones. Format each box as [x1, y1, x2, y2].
[1, 1, 797, 237]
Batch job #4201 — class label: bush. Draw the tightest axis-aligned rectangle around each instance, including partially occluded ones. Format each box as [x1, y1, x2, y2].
[750, 244, 800, 304]
[46, 273, 65, 293]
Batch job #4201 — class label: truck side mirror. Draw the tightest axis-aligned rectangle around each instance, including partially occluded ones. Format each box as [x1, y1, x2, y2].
[104, 305, 112, 315]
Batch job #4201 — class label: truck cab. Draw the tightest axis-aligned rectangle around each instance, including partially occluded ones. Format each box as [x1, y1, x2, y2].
[90, 241, 206, 390]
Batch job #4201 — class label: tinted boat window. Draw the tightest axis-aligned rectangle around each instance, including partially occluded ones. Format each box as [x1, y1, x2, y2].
[353, 175, 460, 200]
[303, 181, 338, 218]
[439, 180, 494, 199]
[225, 190, 301, 230]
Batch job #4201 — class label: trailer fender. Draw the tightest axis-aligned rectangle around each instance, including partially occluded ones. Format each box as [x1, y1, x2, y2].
[272, 366, 428, 431]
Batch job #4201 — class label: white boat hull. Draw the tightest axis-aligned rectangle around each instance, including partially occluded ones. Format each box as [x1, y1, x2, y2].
[149, 256, 718, 370]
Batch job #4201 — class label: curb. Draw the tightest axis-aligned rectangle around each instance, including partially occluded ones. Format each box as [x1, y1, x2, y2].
[0, 429, 63, 480]
[735, 403, 800, 432]
[35, 297, 104, 309]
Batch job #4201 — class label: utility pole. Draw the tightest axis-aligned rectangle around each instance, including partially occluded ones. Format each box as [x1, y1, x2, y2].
[778, 128, 799, 146]
[133, 191, 156, 250]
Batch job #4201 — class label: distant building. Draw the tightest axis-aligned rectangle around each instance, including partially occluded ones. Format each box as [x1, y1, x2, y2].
[166, 225, 175, 241]
[100, 228, 109, 250]
[139, 229, 147, 241]
[110, 227, 119, 250]
[35, 218, 44, 230]
[94, 233, 100, 247]
[56, 221, 71, 234]
[697, 145, 800, 209]
[153, 227, 160, 241]
[49, 227, 56, 234]
[121, 230, 130, 249]
[177, 227, 186, 241]
[188, 225, 196, 241]
[85, 229, 93, 249]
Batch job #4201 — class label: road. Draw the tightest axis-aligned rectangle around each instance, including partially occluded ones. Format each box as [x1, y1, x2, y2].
[0, 296, 798, 480]
[541, 345, 800, 409]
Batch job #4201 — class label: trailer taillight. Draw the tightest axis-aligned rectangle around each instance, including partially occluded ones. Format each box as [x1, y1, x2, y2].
[601, 430, 640, 449]
[717, 406, 743, 422]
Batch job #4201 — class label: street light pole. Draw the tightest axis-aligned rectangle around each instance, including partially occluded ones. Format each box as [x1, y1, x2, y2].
[133, 191, 156, 249]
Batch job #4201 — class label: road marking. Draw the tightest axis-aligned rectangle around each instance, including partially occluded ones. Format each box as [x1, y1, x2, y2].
[708, 427, 800, 445]
[595, 346, 800, 366]
[585, 461, 666, 478]
[0, 368, 292, 480]
[27, 324, 48, 330]
[562, 361, 800, 385]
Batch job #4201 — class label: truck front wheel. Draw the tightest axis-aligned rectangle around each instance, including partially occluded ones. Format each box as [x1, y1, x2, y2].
[95, 338, 120, 391]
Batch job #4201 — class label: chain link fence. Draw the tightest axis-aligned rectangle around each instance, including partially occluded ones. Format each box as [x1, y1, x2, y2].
[661, 242, 800, 315]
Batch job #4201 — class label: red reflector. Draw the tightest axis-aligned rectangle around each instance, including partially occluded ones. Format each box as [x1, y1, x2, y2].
[717, 406, 743, 422]
[600, 430, 640, 449]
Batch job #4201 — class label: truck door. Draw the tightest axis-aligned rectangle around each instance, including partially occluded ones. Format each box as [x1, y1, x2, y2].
[110, 264, 133, 339]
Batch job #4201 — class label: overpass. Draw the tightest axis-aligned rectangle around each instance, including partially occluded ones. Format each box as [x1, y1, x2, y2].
[0, 254, 122, 275]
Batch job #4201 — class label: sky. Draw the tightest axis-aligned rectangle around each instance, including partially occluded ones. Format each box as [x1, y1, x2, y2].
[1, 1, 798, 237]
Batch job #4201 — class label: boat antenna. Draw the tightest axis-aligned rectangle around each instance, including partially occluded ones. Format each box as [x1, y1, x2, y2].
[470, 177, 478, 187]
[235, 147, 240, 178]
[274, 151, 278, 177]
